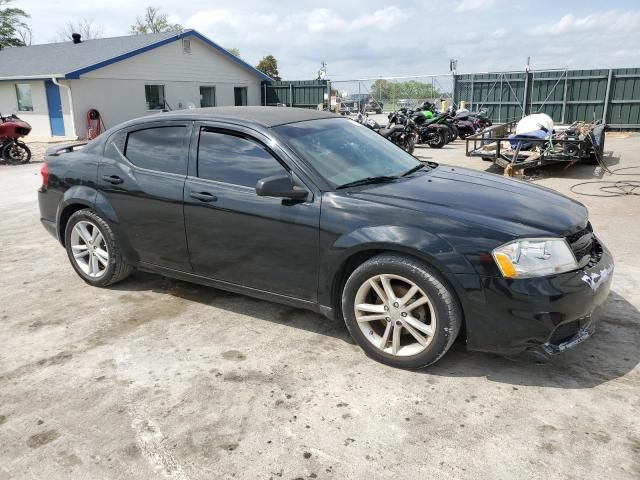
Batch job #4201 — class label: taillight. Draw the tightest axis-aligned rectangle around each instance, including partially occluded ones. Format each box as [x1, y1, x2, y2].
[40, 163, 49, 188]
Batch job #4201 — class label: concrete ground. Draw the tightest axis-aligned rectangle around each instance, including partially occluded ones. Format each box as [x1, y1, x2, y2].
[0, 135, 639, 480]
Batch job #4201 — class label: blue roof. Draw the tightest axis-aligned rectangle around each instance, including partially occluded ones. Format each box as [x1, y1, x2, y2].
[0, 29, 272, 82]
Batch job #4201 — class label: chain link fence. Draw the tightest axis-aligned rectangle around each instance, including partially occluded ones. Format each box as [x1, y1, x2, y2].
[329, 75, 456, 114]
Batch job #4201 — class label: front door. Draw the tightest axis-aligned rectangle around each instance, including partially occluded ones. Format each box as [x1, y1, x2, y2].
[183, 126, 320, 301]
[97, 122, 192, 271]
[44, 80, 65, 136]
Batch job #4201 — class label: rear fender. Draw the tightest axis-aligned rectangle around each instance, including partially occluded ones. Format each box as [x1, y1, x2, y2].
[55, 186, 138, 264]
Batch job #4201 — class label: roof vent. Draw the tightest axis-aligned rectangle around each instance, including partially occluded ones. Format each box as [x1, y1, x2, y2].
[71, 33, 82, 44]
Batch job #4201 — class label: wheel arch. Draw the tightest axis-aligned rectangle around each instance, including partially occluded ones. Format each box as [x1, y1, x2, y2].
[330, 244, 467, 339]
[56, 186, 120, 247]
[319, 225, 475, 328]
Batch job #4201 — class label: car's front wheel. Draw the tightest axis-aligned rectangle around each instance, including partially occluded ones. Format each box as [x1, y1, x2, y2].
[64, 209, 134, 287]
[341, 253, 461, 369]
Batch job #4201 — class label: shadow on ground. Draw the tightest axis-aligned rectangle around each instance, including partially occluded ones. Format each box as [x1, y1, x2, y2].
[112, 272, 639, 390]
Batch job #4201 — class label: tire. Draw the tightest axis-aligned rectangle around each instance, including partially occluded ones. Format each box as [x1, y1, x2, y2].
[450, 125, 459, 141]
[427, 131, 446, 149]
[64, 209, 134, 287]
[3, 141, 31, 164]
[404, 136, 416, 155]
[341, 253, 462, 369]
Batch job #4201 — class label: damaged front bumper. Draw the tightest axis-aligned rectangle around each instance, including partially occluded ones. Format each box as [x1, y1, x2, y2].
[463, 238, 614, 358]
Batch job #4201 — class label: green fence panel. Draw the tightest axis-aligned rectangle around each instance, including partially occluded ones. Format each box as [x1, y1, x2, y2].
[263, 80, 328, 109]
[454, 67, 640, 129]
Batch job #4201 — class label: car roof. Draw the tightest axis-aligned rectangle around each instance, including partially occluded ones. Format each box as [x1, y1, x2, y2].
[146, 106, 340, 128]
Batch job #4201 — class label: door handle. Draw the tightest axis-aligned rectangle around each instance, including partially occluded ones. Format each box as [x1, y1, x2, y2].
[189, 191, 218, 202]
[102, 175, 124, 185]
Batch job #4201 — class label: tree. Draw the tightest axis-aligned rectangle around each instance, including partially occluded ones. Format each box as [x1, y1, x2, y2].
[57, 19, 104, 42]
[227, 47, 240, 57]
[256, 54, 280, 80]
[0, 0, 30, 48]
[371, 79, 391, 100]
[130, 6, 182, 35]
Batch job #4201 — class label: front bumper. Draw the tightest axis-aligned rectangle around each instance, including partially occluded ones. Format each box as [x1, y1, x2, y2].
[461, 239, 614, 357]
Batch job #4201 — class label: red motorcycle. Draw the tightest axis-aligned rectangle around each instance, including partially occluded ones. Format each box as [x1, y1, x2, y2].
[0, 114, 32, 164]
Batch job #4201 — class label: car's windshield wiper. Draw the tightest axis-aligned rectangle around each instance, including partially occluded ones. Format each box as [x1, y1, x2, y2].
[335, 175, 398, 190]
[400, 163, 426, 177]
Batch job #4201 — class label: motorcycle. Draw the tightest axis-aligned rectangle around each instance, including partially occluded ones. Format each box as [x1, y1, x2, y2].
[0, 113, 32, 164]
[391, 108, 449, 148]
[451, 107, 492, 138]
[417, 102, 460, 143]
[355, 112, 417, 154]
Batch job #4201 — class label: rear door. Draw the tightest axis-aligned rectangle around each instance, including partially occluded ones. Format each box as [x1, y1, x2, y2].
[183, 123, 320, 301]
[98, 121, 192, 271]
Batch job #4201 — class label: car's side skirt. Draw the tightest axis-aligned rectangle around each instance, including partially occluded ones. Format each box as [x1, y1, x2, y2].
[138, 262, 321, 313]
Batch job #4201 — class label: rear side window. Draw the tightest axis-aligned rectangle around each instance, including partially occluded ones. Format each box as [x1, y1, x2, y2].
[197, 130, 288, 187]
[125, 126, 187, 175]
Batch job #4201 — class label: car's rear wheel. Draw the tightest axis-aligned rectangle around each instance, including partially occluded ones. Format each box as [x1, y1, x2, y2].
[65, 209, 134, 287]
[341, 253, 461, 369]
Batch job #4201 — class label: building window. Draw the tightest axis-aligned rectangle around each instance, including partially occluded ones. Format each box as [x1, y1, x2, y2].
[234, 87, 248, 106]
[15, 84, 33, 112]
[199, 86, 216, 108]
[145, 84, 165, 110]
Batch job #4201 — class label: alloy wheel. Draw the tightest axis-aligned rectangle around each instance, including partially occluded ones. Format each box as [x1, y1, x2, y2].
[354, 274, 437, 356]
[70, 220, 109, 278]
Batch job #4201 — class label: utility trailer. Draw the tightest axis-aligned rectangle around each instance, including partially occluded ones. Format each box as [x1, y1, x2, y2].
[465, 120, 607, 173]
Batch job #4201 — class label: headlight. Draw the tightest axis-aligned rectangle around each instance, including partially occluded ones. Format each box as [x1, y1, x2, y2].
[492, 238, 578, 279]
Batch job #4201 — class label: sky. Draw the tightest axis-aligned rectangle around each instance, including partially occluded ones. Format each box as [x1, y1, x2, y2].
[13, 0, 640, 80]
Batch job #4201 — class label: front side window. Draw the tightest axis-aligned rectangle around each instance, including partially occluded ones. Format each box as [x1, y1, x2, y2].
[274, 118, 420, 188]
[145, 84, 165, 110]
[197, 129, 287, 187]
[125, 126, 187, 174]
[200, 86, 216, 107]
[15, 84, 33, 111]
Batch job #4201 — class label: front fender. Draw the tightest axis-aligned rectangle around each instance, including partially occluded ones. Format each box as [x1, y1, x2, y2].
[319, 225, 475, 309]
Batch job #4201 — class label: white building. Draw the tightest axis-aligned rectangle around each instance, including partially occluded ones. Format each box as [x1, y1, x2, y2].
[0, 30, 271, 139]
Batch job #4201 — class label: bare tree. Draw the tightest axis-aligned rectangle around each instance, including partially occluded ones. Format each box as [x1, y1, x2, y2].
[130, 6, 182, 35]
[56, 19, 104, 42]
[16, 25, 31, 45]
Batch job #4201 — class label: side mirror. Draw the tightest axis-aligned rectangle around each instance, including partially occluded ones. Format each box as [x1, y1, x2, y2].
[256, 174, 308, 200]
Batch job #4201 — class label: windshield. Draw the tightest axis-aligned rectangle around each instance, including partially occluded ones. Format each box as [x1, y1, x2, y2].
[273, 118, 421, 188]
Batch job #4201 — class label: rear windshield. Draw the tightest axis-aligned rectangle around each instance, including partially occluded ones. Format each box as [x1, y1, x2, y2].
[273, 118, 420, 188]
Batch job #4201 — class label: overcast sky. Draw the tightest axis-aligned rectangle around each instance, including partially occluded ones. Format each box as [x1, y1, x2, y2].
[14, 0, 640, 80]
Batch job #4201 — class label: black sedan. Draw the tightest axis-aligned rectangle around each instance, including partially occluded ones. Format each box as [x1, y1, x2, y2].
[38, 107, 613, 368]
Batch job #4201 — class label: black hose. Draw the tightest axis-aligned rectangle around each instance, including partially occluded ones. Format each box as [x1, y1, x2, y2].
[570, 166, 640, 197]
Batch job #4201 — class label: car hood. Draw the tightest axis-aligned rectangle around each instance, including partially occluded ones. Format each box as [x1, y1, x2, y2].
[349, 166, 588, 236]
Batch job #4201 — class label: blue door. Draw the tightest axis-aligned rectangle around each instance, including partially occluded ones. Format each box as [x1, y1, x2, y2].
[45, 80, 65, 136]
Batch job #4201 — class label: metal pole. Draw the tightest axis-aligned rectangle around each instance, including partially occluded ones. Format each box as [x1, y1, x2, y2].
[263, 83, 267, 106]
[522, 70, 529, 117]
[470, 74, 474, 111]
[289, 84, 293, 107]
[498, 75, 503, 123]
[602, 69, 613, 123]
[561, 70, 568, 124]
